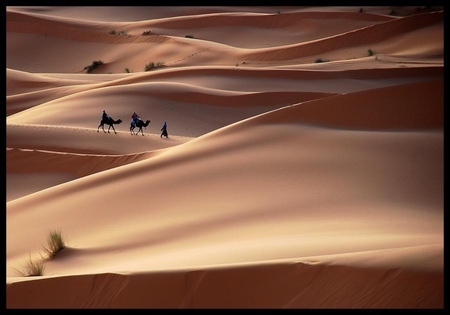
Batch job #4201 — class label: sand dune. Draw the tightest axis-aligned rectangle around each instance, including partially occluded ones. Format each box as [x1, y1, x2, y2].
[6, 6, 443, 309]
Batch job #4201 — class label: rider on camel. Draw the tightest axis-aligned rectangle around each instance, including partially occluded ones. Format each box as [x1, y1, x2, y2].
[131, 112, 141, 127]
[102, 110, 110, 121]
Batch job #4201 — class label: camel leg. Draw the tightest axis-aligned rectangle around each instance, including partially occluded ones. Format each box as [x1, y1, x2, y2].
[98, 124, 106, 133]
[110, 125, 117, 134]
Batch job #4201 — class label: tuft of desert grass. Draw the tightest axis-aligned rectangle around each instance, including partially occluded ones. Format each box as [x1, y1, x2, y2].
[84, 60, 104, 73]
[43, 229, 66, 259]
[144, 61, 165, 71]
[13, 254, 46, 277]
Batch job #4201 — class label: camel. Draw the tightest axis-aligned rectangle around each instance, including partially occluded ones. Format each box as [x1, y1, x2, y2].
[130, 119, 151, 136]
[97, 117, 122, 134]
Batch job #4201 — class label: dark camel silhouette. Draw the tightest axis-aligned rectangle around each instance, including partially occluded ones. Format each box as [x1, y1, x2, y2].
[130, 119, 151, 136]
[97, 117, 122, 134]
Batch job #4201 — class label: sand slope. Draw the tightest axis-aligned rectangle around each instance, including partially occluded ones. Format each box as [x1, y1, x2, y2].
[6, 6, 443, 309]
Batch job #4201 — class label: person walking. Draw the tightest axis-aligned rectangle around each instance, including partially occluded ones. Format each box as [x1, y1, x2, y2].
[160, 121, 168, 138]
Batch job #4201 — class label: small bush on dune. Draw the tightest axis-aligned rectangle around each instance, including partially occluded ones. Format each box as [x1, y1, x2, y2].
[125, 68, 131, 73]
[142, 30, 152, 36]
[109, 30, 117, 35]
[84, 60, 104, 73]
[314, 58, 328, 63]
[144, 61, 165, 71]
[12, 229, 67, 277]
[43, 229, 66, 258]
[185, 34, 194, 38]
[25, 256, 45, 276]
[13, 254, 46, 277]
[145, 62, 155, 71]
[367, 49, 375, 56]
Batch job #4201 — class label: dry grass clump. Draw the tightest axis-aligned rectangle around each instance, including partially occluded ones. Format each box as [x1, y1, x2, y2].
[13, 254, 46, 277]
[84, 60, 104, 73]
[43, 229, 66, 258]
[144, 61, 165, 71]
[13, 229, 66, 277]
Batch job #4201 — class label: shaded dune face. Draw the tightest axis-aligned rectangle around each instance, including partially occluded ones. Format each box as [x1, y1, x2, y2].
[6, 6, 443, 309]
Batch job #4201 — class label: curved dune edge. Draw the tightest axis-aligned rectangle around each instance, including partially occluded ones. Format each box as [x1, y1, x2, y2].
[6, 147, 158, 177]
[221, 79, 443, 133]
[6, 65, 442, 118]
[192, 79, 443, 147]
[6, 246, 443, 308]
[6, 72, 336, 118]
[6, 9, 395, 43]
[6, 9, 443, 74]
[244, 11, 443, 61]
[6, 124, 191, 155]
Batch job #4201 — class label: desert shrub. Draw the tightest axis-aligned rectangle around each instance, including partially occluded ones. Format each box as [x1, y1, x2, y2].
[315, 58, 328, 63]
[84, 60, 104, 73]
[109, 30, 117, 35]
[14, 254, 46, 277]
[25, 256, 45, 276]
[118, 31, 127, 35]
[145, 62, 155, 71]
[125, 68, 131, 73]
[142, 30, 152, 36]
[144, 62, 165, 71]
[367, 49, 375, 56]
[185, 34, 194, 38]
[43, 229, 65, 258]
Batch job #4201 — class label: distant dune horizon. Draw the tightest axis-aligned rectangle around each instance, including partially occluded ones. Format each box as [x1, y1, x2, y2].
[6, 6, 443, 308]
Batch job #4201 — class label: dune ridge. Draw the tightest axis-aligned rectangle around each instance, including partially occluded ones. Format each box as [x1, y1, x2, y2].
[7, 65, 442, 117]
[234, 79, 443, 131]
[6, 258, 443, 308]
[6, 6, 443, 309]
[245, 11, 443, 61]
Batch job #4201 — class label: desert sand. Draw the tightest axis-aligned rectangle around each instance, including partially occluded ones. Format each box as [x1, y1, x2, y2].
[6, 6, 443, 309]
